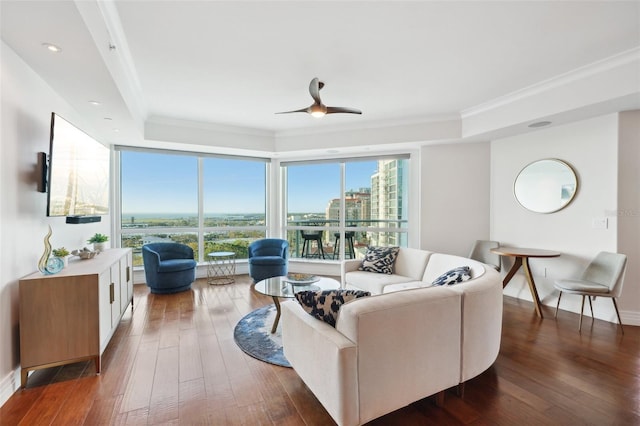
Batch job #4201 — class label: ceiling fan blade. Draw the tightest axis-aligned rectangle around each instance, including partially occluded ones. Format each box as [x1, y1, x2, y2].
[275, 107, 311, 114]
[326, 106, 362, 115]
[309, 78, 323, 105]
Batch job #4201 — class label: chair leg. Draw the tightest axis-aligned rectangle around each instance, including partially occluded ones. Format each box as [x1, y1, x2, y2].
[579, 295, 585, 332]
[555, 291, 562, 318]
[612, 298, 624, 335]
[301, 239, 308, 258]
[588, 296, 594, 324]
[457, 382, 465, 398]
[333, 235, 339, 260]
[317, 238, 325, 259]
[348, 236, 355, 259]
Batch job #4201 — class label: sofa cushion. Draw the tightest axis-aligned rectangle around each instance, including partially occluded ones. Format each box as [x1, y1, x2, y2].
[393, 248, 433, 280]
[358, 246, 400, 275]
[382, 281, 424, 293]
[295, 289, 371, 327]
[432, 266, 472, 286]
[345, 271, 415, 294]
[422, 253, 485, 283]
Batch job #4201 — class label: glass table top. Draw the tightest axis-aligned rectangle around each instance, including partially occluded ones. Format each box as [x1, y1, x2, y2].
[254, 275, 340, 298]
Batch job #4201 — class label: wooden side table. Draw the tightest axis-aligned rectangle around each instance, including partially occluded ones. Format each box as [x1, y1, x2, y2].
[207, 251, 236, 285]
[491, 247, 560, 318]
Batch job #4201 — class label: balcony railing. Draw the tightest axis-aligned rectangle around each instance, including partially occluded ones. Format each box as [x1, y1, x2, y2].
[286, 219, 408, 260]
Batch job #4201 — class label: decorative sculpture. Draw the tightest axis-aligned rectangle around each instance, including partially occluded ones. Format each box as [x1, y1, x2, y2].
[37, 226, 53, 274]
[37, 226, 63, 275]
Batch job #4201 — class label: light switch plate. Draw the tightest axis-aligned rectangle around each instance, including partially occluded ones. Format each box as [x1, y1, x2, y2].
[592, 217, 608, 229]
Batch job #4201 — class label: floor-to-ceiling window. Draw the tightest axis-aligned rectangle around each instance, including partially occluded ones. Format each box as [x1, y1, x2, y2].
[283, 156, 410, 260]
[117, 148, 268, 266]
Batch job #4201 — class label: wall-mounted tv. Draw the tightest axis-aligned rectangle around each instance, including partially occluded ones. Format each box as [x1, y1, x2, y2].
[46, 113, 110, 220]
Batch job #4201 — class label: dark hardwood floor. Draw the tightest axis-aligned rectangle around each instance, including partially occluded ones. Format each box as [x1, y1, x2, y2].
[2, 275, 639, 425]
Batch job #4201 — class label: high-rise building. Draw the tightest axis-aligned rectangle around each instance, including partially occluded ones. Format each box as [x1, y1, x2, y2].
[370, 159, 407, 247]
[326, 188, 372, 223]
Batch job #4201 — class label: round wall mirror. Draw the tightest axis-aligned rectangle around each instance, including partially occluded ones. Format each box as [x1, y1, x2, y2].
[514, 159, 578, 213]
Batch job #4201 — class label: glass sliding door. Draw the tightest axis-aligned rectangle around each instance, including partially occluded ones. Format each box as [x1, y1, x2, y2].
[283, 156, 409, 261]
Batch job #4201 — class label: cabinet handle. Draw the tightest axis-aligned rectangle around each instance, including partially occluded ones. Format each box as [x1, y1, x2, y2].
[109, 283, 114, 304]
[126, 266, 130, 282]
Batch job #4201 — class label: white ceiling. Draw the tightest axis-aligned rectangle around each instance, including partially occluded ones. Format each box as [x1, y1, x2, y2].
[1, 1, 639, 155]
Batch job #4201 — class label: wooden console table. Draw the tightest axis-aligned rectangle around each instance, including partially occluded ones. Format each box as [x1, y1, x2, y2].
[491, 247, 560, 318]
[19, 248, 133, 387]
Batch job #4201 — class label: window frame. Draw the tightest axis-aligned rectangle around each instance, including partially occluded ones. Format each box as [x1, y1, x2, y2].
[114, 147, 270, 266]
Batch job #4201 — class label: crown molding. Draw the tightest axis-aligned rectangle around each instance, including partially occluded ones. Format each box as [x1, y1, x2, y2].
[461, 47, 640, 120]
[146, 116, 275, 138]
[75, 0, 148, 125]
[274, 113, 461, 138]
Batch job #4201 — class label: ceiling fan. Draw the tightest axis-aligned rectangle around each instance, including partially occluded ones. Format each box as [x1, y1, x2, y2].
[276, 77, 362, 117]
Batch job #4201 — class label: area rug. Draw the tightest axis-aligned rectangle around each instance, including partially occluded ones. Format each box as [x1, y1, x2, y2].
[233, 304, 291, 368]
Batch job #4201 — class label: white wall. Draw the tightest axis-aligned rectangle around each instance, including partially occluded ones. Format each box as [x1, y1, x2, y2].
[617, 110, 640, 324]
[490, 114, 635, 323]
[0, 41, 111, 405]
[420, 142, 491, 256]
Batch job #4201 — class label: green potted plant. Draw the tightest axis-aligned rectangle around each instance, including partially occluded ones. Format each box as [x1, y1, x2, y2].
[88, 233, 109, 252]
[52, 247, 70, 267]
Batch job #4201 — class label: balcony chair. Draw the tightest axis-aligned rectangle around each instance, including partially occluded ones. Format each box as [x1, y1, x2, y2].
[142, 243, 197, 294]
[554, 251, 627, 334]
[300, 229, 325, 259]
[248, 238, 289, 282]
[333, 231, 356, 259]
[468, 240, 501, 272]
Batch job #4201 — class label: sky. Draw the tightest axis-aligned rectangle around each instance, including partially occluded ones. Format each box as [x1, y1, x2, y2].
[121, 152, 377, 214]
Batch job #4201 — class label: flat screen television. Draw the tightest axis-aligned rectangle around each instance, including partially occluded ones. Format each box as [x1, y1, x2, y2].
[46, 113, 110, 220]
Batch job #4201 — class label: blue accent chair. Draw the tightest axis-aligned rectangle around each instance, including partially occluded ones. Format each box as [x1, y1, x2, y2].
[248, 239, 289, 282]
[142, 243, 197, 294]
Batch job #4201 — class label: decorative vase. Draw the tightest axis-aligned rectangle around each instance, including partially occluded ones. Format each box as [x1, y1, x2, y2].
[94, 242, 107, 252]
[37, 226, 53, 274]
[61, 256, 69, 268]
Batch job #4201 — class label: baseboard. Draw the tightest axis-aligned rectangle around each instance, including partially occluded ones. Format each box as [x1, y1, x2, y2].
[620, 309, 640, 327]
[0, 367, 20, 407]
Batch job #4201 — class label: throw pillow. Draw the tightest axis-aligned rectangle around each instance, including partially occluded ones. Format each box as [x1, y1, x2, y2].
[358, 246, 400, 275]
[295, 289, 371, 327]
[432, 266, 472, 286]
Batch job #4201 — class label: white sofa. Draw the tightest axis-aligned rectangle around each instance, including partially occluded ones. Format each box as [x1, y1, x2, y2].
[281, 248, 503, 426]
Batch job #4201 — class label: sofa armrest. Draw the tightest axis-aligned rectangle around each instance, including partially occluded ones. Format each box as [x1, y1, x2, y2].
[341, 259, 362, 286]
[449, 268, 503, 383]
[336, 288, 462, 425]
[282, 301, 359, 426]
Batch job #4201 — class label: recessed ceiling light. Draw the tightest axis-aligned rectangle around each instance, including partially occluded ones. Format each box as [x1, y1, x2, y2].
[88, 100, 101, 106]
[42, 43, 62, 53]
[528, 121, 552, 128]
[104, 117, 112, 121]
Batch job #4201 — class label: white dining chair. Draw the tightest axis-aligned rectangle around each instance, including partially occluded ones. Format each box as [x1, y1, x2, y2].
[554, 251, 627, 334]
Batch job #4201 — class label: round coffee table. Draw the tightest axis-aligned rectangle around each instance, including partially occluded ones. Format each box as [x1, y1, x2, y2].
[254, 275, 340, 333]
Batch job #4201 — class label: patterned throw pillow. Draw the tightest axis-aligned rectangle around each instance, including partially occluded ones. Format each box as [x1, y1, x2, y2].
[358, 246, 400, 275]
[295, 289, 371, 327]
[432, 266, 472, 286]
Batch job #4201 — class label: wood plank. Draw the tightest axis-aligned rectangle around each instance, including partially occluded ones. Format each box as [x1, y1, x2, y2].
[147, 346, 180, 424]
[119, 340, 159, 413]
[179, 328, 203, 382]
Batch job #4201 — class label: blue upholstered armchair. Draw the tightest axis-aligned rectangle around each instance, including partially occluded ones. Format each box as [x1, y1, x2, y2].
[248, 239, 289, 282]
[142, 243, 198, 294]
